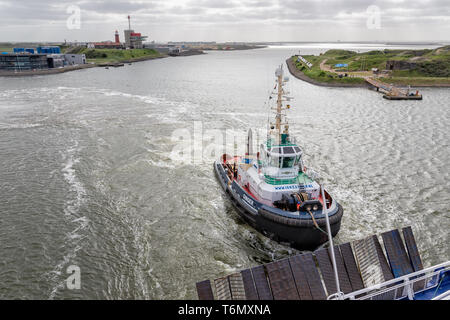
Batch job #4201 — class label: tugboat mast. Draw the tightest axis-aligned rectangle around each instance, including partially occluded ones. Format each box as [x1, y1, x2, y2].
[213, 63, 345, 250]
[273, 65, 289, 146]
[276, 67, 283, 145]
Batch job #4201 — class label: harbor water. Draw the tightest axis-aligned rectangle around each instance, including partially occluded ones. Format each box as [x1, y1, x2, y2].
[0, 44, 448, 299]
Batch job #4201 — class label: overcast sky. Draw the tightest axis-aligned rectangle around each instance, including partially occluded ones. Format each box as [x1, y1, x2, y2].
[0, 0, 449, 42]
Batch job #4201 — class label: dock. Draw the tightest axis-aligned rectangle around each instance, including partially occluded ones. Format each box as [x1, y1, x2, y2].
[365, 77, 423, 100]
[195, 226, 440, 300]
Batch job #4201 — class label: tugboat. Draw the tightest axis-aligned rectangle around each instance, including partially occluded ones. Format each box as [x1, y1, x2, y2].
[214, 65, 344, 250]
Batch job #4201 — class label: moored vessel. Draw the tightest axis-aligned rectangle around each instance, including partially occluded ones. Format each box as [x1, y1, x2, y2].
[214, 65, 343, 250]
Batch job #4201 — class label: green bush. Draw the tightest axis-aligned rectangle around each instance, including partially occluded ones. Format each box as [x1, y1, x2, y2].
[324, 49, 357, 57]
[416, 61, 450, 77]
[83, 49, 108, 59]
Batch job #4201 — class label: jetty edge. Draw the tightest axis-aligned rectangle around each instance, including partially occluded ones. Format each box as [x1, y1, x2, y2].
[286, 57, 368, 88]
[287, 45, 450, 88]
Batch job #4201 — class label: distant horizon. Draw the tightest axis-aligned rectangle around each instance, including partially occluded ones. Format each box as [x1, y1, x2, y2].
[2, 40, 449, 46]
[1, 0, 449, 44]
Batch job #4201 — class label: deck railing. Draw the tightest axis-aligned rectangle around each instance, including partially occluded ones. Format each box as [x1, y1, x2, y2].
[331, 261, 450, 300]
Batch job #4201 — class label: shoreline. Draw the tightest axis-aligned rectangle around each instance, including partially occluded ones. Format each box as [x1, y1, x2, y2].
[168, 49, 206, 57]
[285, 58, 368, 88]
[0, 54, 168, 77]
[109, 54, 168, 64]
[0, 64, 97, 77]
[202, 45, 267, 51]
[286, 57, 450, 89]
[0, 49, 209, 77]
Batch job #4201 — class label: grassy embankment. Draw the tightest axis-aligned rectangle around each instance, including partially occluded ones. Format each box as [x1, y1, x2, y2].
[65, 47, 163, 64]
[293, 46, 450, 86]
[292, 53, 365, 85]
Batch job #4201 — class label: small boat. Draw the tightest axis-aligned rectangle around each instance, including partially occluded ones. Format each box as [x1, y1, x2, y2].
[214, 65, 343, 250]
[383, 94, 423, 100]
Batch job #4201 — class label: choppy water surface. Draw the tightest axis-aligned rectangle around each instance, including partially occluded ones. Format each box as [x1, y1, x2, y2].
[0, 44, 448, 299]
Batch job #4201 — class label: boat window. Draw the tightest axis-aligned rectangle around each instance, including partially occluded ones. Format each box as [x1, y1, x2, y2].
[270, 156, 281, 168]
[283, 146, 295, 154]
[294, 146, 301, 153]
[282, 157, 295, 168]
[271, 147, 281, 154]
[294, 155, 301, 165]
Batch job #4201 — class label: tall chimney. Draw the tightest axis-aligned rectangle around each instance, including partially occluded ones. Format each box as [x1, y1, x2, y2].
[115, 30, 120, 43]
[128, 15, 131, 30]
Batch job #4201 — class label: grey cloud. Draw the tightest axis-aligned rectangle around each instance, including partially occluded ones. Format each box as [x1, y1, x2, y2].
[0, 0, 448, 41]
[79, 0, 159, 14]
[187, 0, 238, 9]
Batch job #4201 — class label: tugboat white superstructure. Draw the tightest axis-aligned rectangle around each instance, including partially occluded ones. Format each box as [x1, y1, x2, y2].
[214, 65, 343, 249]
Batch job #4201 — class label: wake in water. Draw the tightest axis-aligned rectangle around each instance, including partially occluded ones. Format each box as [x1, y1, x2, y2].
[45, 139, 90, 299]
[0, 48, 448, 299]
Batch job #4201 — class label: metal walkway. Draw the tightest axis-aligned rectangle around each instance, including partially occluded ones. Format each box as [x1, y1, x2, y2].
[364, 77, 423, 100]
[196, 226, 425, 300]
[365, 77, 406, 95]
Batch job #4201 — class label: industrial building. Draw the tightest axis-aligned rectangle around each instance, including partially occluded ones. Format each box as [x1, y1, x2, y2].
[0, 53, 49, 71]
[0, 46, 87, 72]
[88, 30, 124, 49]
[13, 48, 35, 54]
[64, 54, 86, 65]
[86, 17, 148, 50]
[37, 46, 61, 54]
[47, 54, 65, 68]
[88, 41, 123, 49]
[124, 15, 147, 49]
